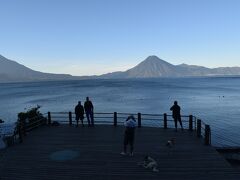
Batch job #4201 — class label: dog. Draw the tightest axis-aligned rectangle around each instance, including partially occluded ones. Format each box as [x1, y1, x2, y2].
[138, 155, 159, 172]
[166, 138, 176, 156]
[166, 137, 176, 148]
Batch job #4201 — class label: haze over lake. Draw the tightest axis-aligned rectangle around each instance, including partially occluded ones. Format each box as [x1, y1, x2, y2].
[1, 77, 240, 146]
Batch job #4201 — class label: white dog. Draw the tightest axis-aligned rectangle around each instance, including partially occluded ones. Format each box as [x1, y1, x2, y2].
[138, 156, 159, 172]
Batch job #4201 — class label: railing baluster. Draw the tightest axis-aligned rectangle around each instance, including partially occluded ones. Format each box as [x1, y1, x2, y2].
[197, 119, 202, 137]
[69, 111, 72, 126]
[138, 113, 141, 128]
[114, 112, 117, 127]
[18, 123, 23, 143]
[189, 115, 193, 131]
[205, 125, 211, 145]
[48, 112, 51, 125]
[164, 113, 167, 129]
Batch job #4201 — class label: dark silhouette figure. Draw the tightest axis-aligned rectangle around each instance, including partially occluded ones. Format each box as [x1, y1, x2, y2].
[84, 97, 94, 127]
[121, 115, 136, 156]
[75, 101, 84, 127]
[170, 101, 183, 131]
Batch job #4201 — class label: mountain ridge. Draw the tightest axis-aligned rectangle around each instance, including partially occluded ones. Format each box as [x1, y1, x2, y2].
[101, 56, 240, 78]
[1, 54, 240, 82]
[0, 54, 75, 82]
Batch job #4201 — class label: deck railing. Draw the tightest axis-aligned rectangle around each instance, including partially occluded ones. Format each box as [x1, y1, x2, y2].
[47, 111, 211, 145]
[1, 111, 211, 147]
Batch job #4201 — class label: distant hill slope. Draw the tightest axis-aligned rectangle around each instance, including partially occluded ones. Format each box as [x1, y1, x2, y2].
[101, 56, 240, 78]
[126, 56, 179, 77]
[0, 55, 74, 82]
[1, 54, 240, 82]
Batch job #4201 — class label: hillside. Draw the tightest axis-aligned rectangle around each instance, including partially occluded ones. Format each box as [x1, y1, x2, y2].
[0, 55, 74, 82]
[1, 54, 240, 82]
[101, 56, 240, 78]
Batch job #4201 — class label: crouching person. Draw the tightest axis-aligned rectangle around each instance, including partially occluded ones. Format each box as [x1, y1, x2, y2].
[121, 115, 136, 156]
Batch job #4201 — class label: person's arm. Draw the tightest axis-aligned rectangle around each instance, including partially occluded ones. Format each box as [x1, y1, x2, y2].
[90, 101, 94, 112]
[81, 106, 84, 115]
[132, 120, 137, 128]
[124, 121, 128, 127]
[75, 106, 77, 114]
[170, 106, 173, 111]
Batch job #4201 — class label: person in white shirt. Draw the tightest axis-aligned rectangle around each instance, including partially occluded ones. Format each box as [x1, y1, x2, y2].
[121, 115, 136, 156]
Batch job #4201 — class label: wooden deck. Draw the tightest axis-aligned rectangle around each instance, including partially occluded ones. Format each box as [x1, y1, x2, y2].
[1, 125, 240, 180]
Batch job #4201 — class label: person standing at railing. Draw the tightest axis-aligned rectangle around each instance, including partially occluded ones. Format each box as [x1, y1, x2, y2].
[75, 101, 85, 127]
[84, 97, 94, 127]
[170, 101, 183, 131]
[121, 115, 136, 156]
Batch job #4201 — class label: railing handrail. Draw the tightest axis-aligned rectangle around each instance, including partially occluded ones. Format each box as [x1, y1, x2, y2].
[46, 111, 210, 146]
[3, 111, 240, 148]
[1, 111, 212, 147]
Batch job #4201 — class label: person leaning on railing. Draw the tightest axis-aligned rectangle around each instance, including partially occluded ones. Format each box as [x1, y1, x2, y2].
[75, 101, 85, 127]
[121, 115, 136, 156]
[170, 101, 183, 131]
[84, 97, 94, 127]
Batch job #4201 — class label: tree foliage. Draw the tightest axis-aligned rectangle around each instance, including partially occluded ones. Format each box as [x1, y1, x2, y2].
[17, 105, 46, 125]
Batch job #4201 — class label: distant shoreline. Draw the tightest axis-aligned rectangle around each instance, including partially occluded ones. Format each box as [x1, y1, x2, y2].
[1, 75, 240, 84]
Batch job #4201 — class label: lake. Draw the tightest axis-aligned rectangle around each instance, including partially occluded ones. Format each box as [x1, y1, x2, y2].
[0, 77, 240, 147]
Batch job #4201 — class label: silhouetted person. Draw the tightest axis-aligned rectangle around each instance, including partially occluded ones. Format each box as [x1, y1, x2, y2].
[84, 97, 94, 127]
[170, 101, 183, 131]
[121, 115, 136, 156]
[75, 101, 84, 127]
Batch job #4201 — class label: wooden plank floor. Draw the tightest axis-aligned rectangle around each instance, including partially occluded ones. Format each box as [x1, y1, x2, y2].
[0, 125, 240, 180]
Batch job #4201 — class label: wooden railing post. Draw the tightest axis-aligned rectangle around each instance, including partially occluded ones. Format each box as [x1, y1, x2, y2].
[164, 113, 167, 129]
[48, 112, 51, 125]
[138, 113, 141, 128]
[197, 119, 202, 137]
[18, 123, 23, 143]
[204, 125, 211, 145]
[114, 112, 117, 127]
[189, 115, 193, 131]
[69, 111, 72, 126]
[22, 120, 26, 136]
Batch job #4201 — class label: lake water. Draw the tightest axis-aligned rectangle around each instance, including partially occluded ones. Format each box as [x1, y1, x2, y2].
[0, 77, 240, 147]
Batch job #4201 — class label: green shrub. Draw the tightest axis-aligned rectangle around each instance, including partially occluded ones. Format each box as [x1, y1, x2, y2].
[17, 105, 46, 126]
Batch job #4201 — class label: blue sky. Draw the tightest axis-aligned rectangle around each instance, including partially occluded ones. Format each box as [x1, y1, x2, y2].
[0, 0, 240, 75]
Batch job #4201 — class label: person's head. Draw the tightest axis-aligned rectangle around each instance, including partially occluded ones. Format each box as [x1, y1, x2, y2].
[78, 101, 81, 105]
[86, 97, 89, 101]
[126, 115, 135, 121]
[174, 101, 178, 105]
